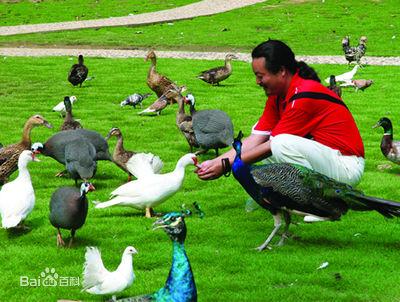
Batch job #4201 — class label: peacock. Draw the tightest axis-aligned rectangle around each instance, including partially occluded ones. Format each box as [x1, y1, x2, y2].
[112, 211, 197, 302]
[231, 131, 400, 251]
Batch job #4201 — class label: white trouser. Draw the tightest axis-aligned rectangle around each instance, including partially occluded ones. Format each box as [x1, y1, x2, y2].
[267, 134, 364, 186]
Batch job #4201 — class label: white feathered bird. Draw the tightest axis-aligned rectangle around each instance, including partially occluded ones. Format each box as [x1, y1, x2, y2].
[94, 153, 198, 217]
[324, 65, 359, 84]
[82, 246, 137, 298]
[0, 150, 39, 229]
[53, 96, 77, 116]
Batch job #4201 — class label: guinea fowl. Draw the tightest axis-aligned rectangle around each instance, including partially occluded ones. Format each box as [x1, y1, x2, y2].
[83, 246, 137, 299]
[49, 182, 95, 247]
[342, 36, 367, 66]
[373, 117, 400, 165]
[105, 127, 163, 181]
[113, 211, 197, 302]
[61, 96, 82, 131]
[65, 138, 97, 185]
[120, 93, 152, 109]
[94, 153, 198, 218]
[68, 54, 89, 87]
[326, 75, 342, 97]
[0, 150, 39, 229]
[145, 50, 179, 104]
[231, 131, 400, 251]
[32, 128, 111, 166]
[53, 95, 77, 117]
[185, 93, 234, 156]
[197, 54, 238, 86]
[0, 115, 52, 185]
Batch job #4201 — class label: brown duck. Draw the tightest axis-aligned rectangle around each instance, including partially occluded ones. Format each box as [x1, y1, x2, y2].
[197, 54, 238, 86]
[0, 115, 52, 184]
[145, 50, 179, 104]
[61, 96, 82, 131]
[105, 127, 163, 181]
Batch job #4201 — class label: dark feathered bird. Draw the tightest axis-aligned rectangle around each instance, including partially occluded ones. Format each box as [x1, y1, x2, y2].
[327, 75, 342, 97]
[373, 117, 400, 165]
[111, 211, 197, 302]
[61, 96, 82, 131]
[68, 55, 89, 87]
[342, 36, 367, 66]
[186, 94, 234, 156]
[231, 131, 400, 251]
[197, 54, 237, 86]
[49, 182, 95, 247]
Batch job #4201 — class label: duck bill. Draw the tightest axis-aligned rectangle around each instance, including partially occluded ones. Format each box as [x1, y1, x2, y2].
[43, 120, 53, 129]
[31, 152, 40, 162]
[372, 122, 381, 129]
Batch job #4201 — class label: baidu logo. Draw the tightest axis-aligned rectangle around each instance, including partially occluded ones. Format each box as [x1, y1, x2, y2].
[20, 267, 80, 287]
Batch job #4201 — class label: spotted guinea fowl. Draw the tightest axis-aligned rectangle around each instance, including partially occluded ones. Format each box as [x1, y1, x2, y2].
[120, 93, 152, 109]
[112, 211, 197, 302]
[0, 115, 52, 185]
[197, 54, 238, 86]
[326, 75, 342, 97]
[68, 54, 89, 87]
[53, 95, 77, 117]
[49, 182, 95, 247]
[105, 127, 163, 181]
[185, 93, 234, 156]
[94, 153, 198, 218]
[0, 150, 39, 229]
[373, 117, 400, 165]
[61, 96, 82, 131]
[231, 131, 400, 251]
[342, 36, 367, 66]
[83, 246, 137, 300]
[32, 128, 112, 167]
[145, 50, 179, 104]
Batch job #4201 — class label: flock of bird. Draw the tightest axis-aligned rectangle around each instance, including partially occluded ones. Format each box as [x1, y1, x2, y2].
[0, 35, 396, 301]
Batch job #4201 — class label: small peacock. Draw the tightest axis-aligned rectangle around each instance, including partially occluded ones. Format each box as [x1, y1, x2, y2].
[231, 131, 400, 251]
[112, 211, 197, 302]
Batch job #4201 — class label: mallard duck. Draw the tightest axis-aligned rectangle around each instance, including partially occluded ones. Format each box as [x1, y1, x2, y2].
[120, 93, 152, 109]
[0, 150, 39, 229]
[373, 117, 400, 165]
[105, 127, 163, 181]
[112, 211, 197, 302]
[185, 93, 234, 156]
[197, 54, 238, 86]
[94, 153, 198, 218]
[83, 246, 137, 299]
[0, 115, 52, 185]
[231, 131, 400, 251]
[49, 182, 95, 247]
[53, 95, 77, 117]
[327, 75, 342, 97]
[68, 55, 89, 87]
[61, 96, 82, 131]
[145, 50, 179, 104]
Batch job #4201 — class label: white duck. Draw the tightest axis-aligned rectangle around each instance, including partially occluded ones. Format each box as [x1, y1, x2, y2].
[95, 153, 198, 217]
[53, 96, 77, 117]
[0, 150, 39, 229]
[324, 65, 359, 84]
[82, 246, 137, 299]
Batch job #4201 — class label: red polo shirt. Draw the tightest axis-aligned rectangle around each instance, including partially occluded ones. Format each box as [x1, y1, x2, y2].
[252, 73, 364, 157]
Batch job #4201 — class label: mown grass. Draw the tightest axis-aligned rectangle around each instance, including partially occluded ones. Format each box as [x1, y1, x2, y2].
[0, 0, 198, 26]
[0, 55, 400, 301]
[1, 0, 399, 56]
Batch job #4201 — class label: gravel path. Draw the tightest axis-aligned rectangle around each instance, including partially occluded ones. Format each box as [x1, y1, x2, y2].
[0, 0, 265, 36]
[1, 47, 399, 66]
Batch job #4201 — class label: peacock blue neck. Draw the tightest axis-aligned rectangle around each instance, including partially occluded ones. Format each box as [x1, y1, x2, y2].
[152, 241, 197, 302]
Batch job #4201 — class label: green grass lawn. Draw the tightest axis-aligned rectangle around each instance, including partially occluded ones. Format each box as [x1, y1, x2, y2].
[0, 55, 400, 301]
[0, 0, 399, 56]
[0, 0, 199, 26]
